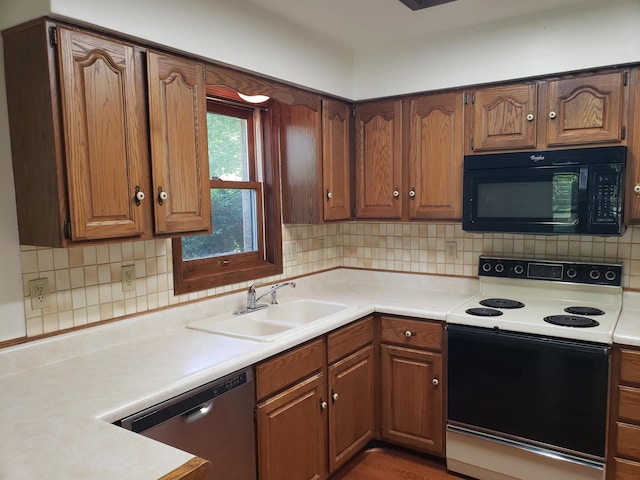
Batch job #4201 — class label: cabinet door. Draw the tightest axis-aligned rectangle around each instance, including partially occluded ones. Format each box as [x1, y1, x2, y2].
[147, 51, 211, 234]
[469, 83, 537, 152]
[257, 373, 328, 480]
[546, 72, 627, 147]
[328, 344, 374, 473]
[279, 101, 323, 224]
[58, 27, 147, 241]
[322, 98, 352, 221]
[354, 100, 403, 218]
[408, 92, 463, 220]
[380, 344, 444, 456]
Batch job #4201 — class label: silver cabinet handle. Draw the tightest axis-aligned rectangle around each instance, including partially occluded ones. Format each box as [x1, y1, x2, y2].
[432, 378, 440, 386]
[404, 330, 415, 338]
[549, 111, 557, 119]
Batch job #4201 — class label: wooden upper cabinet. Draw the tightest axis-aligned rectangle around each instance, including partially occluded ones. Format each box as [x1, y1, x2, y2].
[3, 20, 151, 246]
[355, 99, 403, 219]
[147, 51, 211, 235]
[467, 83, 538, 152]
[322, 98, 352, 221]
[57, 27, 148, 241]
[545, 72, 626, 147]
[467, 70, 629, 154]
[280, 97, 351, 224]
[279, 100, 323, 224]
[408, 92, 464, 220]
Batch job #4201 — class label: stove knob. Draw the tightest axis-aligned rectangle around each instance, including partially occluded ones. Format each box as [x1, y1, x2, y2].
[514, 264, 524, 275]
[589, 269, 601, 280]
[495, 264, 505, 273]
[482, 263, 492, 272]
[605, 270, 617, 282]
[566, 268, 578, 279]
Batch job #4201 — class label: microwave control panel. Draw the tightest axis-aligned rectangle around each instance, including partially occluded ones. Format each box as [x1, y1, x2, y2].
[592, 170, 622, 224]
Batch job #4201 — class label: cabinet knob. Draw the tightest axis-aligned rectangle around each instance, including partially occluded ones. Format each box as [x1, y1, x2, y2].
[404, 330, 415, 338]
[158, 187, 168, 205]
[549, 111, 557, 120]
[409, 188, 416, 199]
[134, 186, 145, 206]
[634, 183, 640, 195]
[326, 190, 333, 200]
[432, 377, 440, 386]
[320, 400, 328, 410]
[526, 113, 534, 122]
[393, 189, 400, 199]
[332, 391, 339, 402]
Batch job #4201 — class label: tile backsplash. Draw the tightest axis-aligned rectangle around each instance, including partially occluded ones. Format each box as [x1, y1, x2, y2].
[20, 222, 640, 338]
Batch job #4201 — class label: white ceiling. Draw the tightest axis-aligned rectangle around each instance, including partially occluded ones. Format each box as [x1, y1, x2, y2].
[240, 0, 594, 52]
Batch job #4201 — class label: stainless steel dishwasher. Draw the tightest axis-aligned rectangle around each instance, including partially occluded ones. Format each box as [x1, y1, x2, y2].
[118, 367, 256, 480]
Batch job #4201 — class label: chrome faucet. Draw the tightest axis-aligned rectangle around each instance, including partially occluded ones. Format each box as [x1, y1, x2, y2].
[235, 282, 296, 315]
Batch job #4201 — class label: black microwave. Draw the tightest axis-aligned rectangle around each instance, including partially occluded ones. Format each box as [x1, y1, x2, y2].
[462, 146, 626, 235]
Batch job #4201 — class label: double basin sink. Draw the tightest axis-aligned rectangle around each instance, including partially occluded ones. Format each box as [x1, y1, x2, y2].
[187, 299, 352, 342]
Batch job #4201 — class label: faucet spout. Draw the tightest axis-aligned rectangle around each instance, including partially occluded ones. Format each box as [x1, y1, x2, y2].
[256, 282, 296, 305]
[234, 281, 296, 315]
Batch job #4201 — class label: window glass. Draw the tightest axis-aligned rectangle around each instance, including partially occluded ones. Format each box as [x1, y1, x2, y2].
[207, 112, 250, 181]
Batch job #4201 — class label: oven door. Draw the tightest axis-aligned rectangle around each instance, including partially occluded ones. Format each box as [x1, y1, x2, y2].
[447, 324, 610, 459]
[462, 163, 589, 234]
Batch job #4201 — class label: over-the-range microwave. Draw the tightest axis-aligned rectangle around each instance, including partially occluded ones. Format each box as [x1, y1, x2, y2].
[462, 146, 626, 236]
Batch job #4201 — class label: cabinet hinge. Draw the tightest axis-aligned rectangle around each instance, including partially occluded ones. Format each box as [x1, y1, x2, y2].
[624, 71, 629, 87]
[48, 26, 57, 48]
[470, 138, 475, 151]
[471, 92, 475, 104]
[621, 125, 626, 140]
[63, 218, 71, 239]
[464, 92, 468, 105]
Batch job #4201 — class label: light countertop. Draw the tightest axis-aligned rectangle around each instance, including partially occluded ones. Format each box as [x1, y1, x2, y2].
[0, 269, 477, 480]
[2, 268, 639, 479]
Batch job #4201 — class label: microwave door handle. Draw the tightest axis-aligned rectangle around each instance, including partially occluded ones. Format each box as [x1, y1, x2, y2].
[579, 167, 589, 190]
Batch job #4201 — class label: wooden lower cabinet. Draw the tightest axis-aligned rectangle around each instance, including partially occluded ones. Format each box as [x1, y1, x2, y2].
[328, 344, 375, 472]
[257, 373, 328, 480]
[255, 317, 374, 479]
[379, 316, 444, 456]
[607, 346, 640, 479]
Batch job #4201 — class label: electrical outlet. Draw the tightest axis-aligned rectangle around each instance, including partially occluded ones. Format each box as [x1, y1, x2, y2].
[445, 241, 457, 260]
[29, 278, 50, 309]
[284, 241, 297, 262]
[121, 265, 136, 292]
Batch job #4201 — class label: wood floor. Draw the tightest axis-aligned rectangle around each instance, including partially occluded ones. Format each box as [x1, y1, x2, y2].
[330, 447, 469, 480]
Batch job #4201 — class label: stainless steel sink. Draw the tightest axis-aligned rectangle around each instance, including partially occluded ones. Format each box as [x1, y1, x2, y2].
[187, 299, 349, 341]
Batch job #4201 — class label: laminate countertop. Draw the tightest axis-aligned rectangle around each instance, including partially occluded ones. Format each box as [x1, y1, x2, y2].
[0, 269, 478, 480]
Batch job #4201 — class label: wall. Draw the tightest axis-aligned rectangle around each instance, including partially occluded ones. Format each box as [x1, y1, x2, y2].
[20, 223, 640, 338]
[353, 0, 640, 99]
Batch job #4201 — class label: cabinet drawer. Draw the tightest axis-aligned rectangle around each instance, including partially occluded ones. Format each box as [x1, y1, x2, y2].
[613, 457, 640, 480]
[617, 422, 640, 462]
[621, 349, 640, 385]
[619, 385, 640, 423]
[256, 338, 324, 401]
[380, 316, 442, 351]
[327, 316, 373, 364]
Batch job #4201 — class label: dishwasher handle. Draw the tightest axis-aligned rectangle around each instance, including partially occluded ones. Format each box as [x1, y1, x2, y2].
[182, 400, 214, 424]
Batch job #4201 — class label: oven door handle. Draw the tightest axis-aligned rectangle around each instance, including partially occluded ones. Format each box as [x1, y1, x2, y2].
[446, 324, 610, 356]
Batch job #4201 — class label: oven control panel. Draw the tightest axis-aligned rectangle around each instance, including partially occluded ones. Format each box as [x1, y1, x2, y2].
[478, 256, 622, 286]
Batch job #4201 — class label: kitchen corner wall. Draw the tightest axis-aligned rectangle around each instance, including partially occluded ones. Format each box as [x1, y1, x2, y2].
[19, 223, 640, 338]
